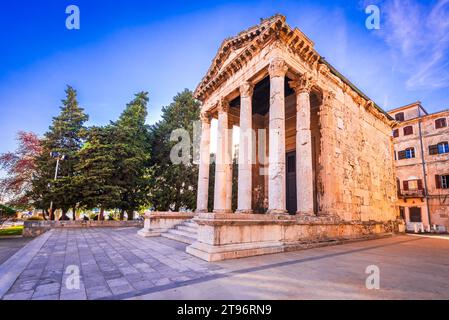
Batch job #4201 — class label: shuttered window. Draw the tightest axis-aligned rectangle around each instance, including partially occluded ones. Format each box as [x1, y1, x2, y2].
[429, 144, 439, 155]
[429, 142, 449, 155]
[435, 118, 447, 129]
[403, 126, 413, 136]
[395, 112, 405, 122]
[398, 148, 415, 160]
[438, 142, 449, 154]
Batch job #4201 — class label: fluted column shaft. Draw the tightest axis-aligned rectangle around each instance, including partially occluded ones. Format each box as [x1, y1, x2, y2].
[214, 100, 233, 213]
[290, 73, 316, 215]
[268, 58, 288, 214]
[237, 82, 254, 213]
[196, 113, 211, 213]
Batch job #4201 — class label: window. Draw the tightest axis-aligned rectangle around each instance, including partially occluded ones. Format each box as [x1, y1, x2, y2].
[403, 179, 423, 191]
[429, 142, 449, 155]
[435, 118, 447, 129]
[393, 129, 399, 138]
[436, 175, 449, 189]
[403, 126, 413, 136]
[438, 142, 449, 154]
[395, 112, 405, 122]
[409, 207, 422, 223]
[398, 148, 415, 160]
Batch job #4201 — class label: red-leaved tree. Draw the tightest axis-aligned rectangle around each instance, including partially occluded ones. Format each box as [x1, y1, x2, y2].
[0, 131, 42, 208]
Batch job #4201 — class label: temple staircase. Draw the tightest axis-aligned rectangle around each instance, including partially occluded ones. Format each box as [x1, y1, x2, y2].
[161, 219, 198, 244]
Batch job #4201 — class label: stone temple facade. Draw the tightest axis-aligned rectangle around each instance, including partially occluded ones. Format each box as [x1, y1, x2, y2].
[139, 15, 403, 261]
[389, 102, 449, 231]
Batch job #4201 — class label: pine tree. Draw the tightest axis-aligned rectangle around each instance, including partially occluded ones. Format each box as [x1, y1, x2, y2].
[113, 92, 151, 219]
[148, 89, 200, 211]
[31, 86, 88, 220]
[75, 125, 123, 219]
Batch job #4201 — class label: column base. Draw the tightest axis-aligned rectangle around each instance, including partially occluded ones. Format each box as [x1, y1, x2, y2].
[267, 209, 288, 215]
[296, 211, 315, 216]
[195, 209, 209, 214]
[235, 209, 253, 214]
[213, 209, 233, 214]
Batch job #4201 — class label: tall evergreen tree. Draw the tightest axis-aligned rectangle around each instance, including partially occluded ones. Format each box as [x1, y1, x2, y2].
[75, 125, 123, 219]
[113, 92, 151, 219]
[31, 86, 88, 220]
[148, 89, 200, 211]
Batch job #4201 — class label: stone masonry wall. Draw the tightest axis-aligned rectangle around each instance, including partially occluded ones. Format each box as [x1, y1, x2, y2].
[318, 83, 397, 222]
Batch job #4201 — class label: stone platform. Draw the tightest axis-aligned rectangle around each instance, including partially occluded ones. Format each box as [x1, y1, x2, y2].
[138, 212, 405, 262]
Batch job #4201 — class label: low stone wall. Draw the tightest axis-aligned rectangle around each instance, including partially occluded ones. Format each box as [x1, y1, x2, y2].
[23, 220, 144, 238]
[137, 212, 195, 237]
[186, 213, 405, 261]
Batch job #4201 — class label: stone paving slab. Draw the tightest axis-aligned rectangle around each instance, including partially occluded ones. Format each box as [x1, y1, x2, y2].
[0, 228, 223, 300]
[2, 229, 449, 300]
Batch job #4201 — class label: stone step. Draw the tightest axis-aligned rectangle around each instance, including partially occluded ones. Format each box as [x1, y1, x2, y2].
[161, 232, 196, 245]
[168, 228, 197, 238]
[183, 221, 198, 228]
[177, 225, 197, 233]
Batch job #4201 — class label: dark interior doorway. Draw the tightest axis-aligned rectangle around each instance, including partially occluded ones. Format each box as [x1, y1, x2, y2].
[286, 151, 297, 215]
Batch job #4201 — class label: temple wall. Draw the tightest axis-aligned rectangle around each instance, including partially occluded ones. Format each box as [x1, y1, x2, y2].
[318, 83, 397, 222]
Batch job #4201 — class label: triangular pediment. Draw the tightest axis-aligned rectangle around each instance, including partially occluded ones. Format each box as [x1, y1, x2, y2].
[194, 14, 318, 101]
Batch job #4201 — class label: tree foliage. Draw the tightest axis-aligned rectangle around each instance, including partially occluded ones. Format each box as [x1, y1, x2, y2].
[31, 86, 88, 219]
[0, 131, 42, 208]
[148, 89, 200, 211]
[112, 92, 151, 218]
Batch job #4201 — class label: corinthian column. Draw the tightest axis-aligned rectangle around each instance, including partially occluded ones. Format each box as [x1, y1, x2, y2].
[289, 72, 316, 215]
[214, 99, 233, 213]
[196, 112, 211, 213]
[267, 58, 288, 214]
[236, 81, 254, 214]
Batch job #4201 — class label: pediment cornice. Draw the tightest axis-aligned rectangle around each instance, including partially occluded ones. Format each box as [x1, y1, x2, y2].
[194, 14, 320, 102]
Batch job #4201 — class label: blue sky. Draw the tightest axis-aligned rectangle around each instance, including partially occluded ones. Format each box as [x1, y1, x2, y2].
[1, 0, 448, 155]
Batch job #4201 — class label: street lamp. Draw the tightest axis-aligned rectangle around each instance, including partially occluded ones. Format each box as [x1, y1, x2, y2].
[49, 152, 65, 220]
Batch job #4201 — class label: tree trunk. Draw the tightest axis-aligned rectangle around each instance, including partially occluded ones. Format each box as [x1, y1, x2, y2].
[72, 206, 77, 221]
[119, 209, 124, 221]
[127, 210, 134, 221]
[100, 207, 104, 221]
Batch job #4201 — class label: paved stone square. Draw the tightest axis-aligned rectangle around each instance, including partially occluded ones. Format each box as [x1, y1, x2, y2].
[1, 228, 449, 300]
[0, 237, 32, 265]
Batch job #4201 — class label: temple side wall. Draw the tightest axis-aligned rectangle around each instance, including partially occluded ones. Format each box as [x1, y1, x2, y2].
[317, 81, 397, 222]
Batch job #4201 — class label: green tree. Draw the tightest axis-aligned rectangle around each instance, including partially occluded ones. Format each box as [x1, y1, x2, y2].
[31, 86, 88, 220]
[75, 126, 123, 219]
[113, 92, 151, 219]
[148, 89, 200, 211]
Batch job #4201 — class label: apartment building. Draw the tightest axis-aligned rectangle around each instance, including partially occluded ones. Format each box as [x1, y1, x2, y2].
[389, 102, 449, 230]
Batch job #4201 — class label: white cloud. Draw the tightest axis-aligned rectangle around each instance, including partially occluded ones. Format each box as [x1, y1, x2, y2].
[378, 0, 449, 90]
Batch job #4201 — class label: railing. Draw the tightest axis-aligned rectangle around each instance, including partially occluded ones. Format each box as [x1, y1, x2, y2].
[398, 189, 426, 198]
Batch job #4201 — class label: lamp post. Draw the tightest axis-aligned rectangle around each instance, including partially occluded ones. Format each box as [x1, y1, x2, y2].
[49, 152, 65, 220]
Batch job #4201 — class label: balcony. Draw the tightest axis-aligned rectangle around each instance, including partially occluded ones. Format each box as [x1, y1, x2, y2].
[398, 189, 426, 199]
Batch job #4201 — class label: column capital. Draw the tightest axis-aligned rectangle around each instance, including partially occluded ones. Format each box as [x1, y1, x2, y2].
[268, 58, 288, 78]
[289, 72, 316, 94]
[217, 98, 230, 114]
[200, 111, 212, 124]
[239, 81, 254, 98]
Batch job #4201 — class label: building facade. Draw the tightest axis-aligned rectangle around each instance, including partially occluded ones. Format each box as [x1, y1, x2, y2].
[389, 102, 449, 230]
[139, 15, 403, 261]
[194, 15, 397, 222]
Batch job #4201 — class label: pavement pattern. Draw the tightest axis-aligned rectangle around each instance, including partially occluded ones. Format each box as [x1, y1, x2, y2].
[1, 228, 449, 300]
